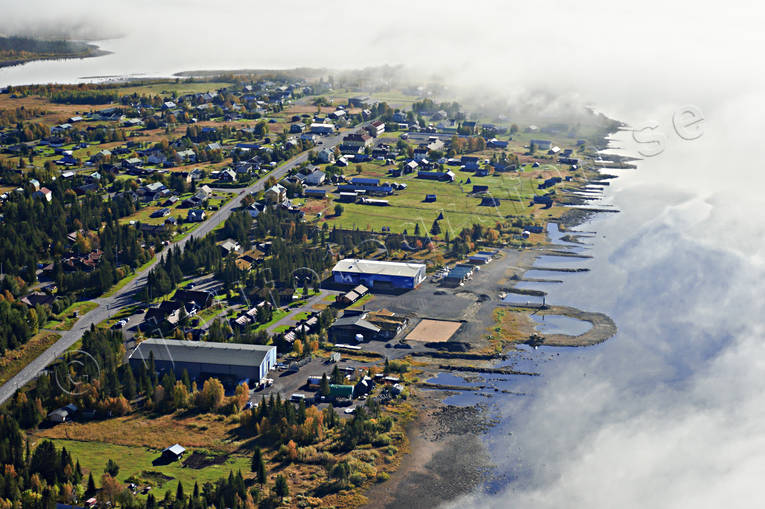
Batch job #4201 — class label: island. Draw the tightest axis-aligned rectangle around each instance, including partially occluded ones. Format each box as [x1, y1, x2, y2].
[0, 35, 108, 68]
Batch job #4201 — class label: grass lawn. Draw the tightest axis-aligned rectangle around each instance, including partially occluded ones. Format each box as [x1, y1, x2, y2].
[195, 306, 227, 326]
[291, 311, 312, 322]
[348, 294, 373, 309]
[254, 308, 289, 331]
[0, 332, 60, 385]
[295, 287, 320, 298]
[44, 301, 98, 331]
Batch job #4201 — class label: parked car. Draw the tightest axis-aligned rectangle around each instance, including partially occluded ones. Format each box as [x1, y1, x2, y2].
[344, 407, 356, 414]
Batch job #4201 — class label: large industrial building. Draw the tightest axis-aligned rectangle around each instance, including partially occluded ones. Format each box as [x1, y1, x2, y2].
[332, 259, 426, 290]
[128, 338, 276, 383]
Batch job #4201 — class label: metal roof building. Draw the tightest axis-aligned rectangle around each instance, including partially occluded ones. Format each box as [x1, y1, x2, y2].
[332, 259, 426, 290]
[129, 338, 276, 384]
[443, 264, 475, 287]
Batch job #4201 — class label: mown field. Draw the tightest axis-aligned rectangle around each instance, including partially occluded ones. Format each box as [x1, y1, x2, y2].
[41, 437, 251, 497]
[313, 159, 575, 234]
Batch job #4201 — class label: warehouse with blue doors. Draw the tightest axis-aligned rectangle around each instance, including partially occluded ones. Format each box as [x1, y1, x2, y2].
[129, 338, 276, 383]
[332, 259, 426, 290]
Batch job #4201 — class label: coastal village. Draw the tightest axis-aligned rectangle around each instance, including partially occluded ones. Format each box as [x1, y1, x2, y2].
[0, 70, 623, 508]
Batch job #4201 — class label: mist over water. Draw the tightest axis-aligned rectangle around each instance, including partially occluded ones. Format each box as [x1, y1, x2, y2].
[2, 1, 765, 507]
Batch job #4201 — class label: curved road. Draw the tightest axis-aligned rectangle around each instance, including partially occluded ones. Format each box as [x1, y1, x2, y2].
[0, 123, 369, 405]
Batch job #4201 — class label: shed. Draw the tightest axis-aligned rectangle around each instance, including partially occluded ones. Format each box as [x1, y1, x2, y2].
[480, 197, 501, 207]
[329, 384, 355, 399]
[425, 194, 437, 202]
[469, 254, 492, 265]
[443, 265, 475, 287]
[161, 444, 186, 461]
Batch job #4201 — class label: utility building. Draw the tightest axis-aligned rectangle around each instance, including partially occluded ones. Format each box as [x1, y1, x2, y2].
[129, 339, 276, 383]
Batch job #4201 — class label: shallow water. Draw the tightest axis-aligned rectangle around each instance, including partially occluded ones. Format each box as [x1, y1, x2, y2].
[531, 314, 592, 336]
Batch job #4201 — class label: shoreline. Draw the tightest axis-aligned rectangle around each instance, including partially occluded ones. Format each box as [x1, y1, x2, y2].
[362, 132, 624, 507]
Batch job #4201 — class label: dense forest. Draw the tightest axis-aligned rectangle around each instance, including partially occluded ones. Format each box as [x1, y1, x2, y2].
[0, 180, 158, 355]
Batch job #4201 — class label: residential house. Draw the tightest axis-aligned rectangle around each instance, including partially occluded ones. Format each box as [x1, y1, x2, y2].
[177, 149, 196, 162]
[138, 182, 167, 202]
[265, 184, 287, 203]
[187, 209, 206, 222]
[413, 147, 429, 162]
[303, 169, 326, 186]
[219, 239, 242, 256]
[417, 170, 455, 182]
[461, 156, 480, 170]
[530, 139, 552, 151]
[219, 168, 237, 182]
[150, 207, 171, 218]
[348, 96, 369, 107]
[33, 187, 53, 202]
[317, 148, 335, 164]
[310, 123, 335, 135]
[365, 120, 385, 137]
[174, 289, 214, 309]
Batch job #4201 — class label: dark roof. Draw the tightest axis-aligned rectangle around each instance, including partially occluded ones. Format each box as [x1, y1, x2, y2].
[350, 177, 380, 186]
[173, 289, 213, 307]
[129, 338, 275, 368]
[446, 265, 473, 280]
[331, 315, 381, 333]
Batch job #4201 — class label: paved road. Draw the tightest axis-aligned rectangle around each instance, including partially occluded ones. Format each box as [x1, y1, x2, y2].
[0, 123, 370, 406]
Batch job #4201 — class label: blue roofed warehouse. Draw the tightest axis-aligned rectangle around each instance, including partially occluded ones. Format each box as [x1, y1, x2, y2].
[332, 259, 426, 290]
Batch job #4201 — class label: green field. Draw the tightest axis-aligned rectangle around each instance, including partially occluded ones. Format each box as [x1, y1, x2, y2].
[46, 438, 251, 497]
[317, 160, 563, 234]
[254, 308, 289, 331]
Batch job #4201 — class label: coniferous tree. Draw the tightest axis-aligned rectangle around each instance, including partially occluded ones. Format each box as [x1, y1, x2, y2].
[176, 480, 184, 502]
[252, 447, 267, 486]
[86, 472, 96, 495]
[122, 364, 137, 400]
[430, 218, 441, 235]
[274, 474, 288, 501]
[319, 373, 330, 397]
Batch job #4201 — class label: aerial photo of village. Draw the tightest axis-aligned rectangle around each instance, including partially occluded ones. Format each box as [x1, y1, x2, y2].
[1, 2, 763, 509]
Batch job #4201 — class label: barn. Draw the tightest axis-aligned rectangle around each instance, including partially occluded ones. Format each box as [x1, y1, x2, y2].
[129, 338, 276, 384]
[332, 259, 426, 289]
